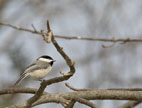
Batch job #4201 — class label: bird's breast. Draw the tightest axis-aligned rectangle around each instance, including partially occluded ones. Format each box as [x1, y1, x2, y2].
[28, 66, 52, 80]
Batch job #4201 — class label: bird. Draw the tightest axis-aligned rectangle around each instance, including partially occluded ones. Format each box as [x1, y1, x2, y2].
[14, 55, 55, 85]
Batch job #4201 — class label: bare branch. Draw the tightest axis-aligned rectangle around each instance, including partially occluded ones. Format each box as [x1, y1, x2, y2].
[72, 97, 99, 108]
[2, 88, 142, 101]
[65, 84, 99, 108]
[7, 94, 69, 108]
[2, 86, 142, 96]
[1, 21, 142, 43]
[56, 90, 142, 101]
[47, 20, 75, 75]
[0, 22, 40, 34]
[32, 90, 142, 107]
[0, 87, 42, 95]
[66, 83, 142, 92]
[7, 20, 75, 108]
[1, 87, 142, 108]
[65, 83, 91, 91]
[31, 94, 70, 108]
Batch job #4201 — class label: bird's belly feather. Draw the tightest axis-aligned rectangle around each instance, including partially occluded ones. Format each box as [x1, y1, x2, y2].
[28, 67, 52, 80]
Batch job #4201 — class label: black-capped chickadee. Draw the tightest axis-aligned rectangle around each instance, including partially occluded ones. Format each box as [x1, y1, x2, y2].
[14, 55, 55, 85]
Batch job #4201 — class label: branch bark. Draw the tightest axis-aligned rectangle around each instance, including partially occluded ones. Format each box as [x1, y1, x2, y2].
[1, 87, 142, 107]
[71, 97, 99, 108]
[0, 21, 142, 43]
[23, 90, 142, 107]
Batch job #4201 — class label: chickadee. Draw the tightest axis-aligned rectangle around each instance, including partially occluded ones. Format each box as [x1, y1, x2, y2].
[14, 55, 55, 85]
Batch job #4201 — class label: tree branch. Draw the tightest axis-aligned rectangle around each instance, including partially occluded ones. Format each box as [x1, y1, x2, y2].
[72, 97, 99, 108]
[1, 87, 142, 107]
[0, 87, 42, 95]
[66, 83, 142, 92]
[1, 88, 142, 101]
[1, 21, 142, 43]
[30, 90, 142, 107]
[7, 20, 75, 108]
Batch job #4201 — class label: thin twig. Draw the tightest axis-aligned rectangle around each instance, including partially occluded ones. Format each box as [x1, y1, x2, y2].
[0, 22, 40, 34]
[66, 83, 142, 92]
[1, 21, 142, 42]
[31, 24, 38, 32]
[65, 83, 91, 91]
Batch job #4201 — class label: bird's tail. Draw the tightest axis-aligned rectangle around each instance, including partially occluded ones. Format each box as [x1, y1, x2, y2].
[14, 74, 28, 86]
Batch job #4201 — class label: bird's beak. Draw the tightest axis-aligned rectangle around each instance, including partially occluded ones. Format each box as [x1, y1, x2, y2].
[53, 60, 56, 62]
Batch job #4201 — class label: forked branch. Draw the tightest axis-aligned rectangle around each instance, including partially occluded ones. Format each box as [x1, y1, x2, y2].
[7, 20, 75, 108]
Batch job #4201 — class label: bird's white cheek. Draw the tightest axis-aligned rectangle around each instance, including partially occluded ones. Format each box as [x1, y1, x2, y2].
[28, 67, 52, 80]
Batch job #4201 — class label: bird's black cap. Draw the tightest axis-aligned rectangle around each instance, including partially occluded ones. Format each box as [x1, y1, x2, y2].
[40, 55, 53, 60]
[38, 55, 55, 66]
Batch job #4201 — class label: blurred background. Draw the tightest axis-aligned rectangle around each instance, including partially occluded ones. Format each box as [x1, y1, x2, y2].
[0, 0, 142, 108]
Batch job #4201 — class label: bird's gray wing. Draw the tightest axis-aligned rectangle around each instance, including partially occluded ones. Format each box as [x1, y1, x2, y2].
[14, 73, 29, 85]
[20, 61, 38, 76]
[14, 64, 40, 86]
[21, 61, 49, 75]
[14, 61, 40, 85]
[24, 64, 41, 74]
